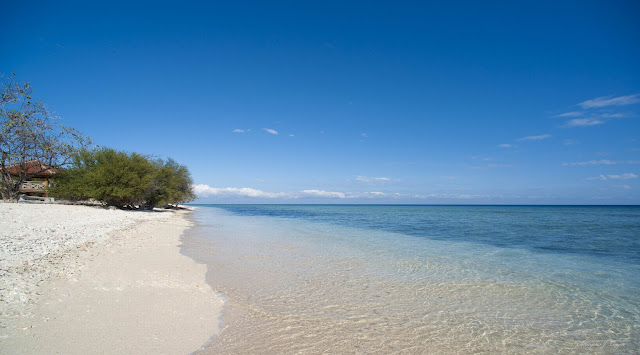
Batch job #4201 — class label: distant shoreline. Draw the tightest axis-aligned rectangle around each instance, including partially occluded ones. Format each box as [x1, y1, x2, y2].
[188, 203, 640, 207]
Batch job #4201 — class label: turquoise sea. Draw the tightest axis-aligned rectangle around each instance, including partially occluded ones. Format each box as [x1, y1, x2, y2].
[183, 205, 640, 354]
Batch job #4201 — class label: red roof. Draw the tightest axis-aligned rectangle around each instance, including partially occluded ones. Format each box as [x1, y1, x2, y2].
[5, 160, 59, 177]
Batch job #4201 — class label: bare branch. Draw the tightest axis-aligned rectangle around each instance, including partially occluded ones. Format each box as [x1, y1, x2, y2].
[0, 74, 91, 201]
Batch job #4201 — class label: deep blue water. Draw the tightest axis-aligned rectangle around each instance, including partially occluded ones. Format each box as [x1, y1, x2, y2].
[194, 204, 640, 263]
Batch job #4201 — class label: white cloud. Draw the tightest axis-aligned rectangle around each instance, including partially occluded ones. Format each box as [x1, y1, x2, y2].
[563, 160, 640, 166]
[519, 134, 552, 141]
[414, 193, 493, 200]
[587, 173, 638, 181]
[498, 144, 512, 148]
[194, 185, 390, 200]
[355, 176, 391, 183]
[232, 129, 245, 133]
[600, 113, 627, 118]
[560, 112, 627, 128]
[194, 185, 522, 201]
[587, 175, 606, 181]
[193, 184, 291, 198]
[289, 134, 295, 137]
[361, 133, 368, 137]
[300, 190, 347, 199]
[609, 173, 637, 180]
[579, 94, 640, 109]
[471, 156, 494, 161]
[263, 128, 278, 135]
[554, 111, 584, 117]
[563, 160, 617, 166]
[565, 118, 605, 127]
[299, 190, 397, 199]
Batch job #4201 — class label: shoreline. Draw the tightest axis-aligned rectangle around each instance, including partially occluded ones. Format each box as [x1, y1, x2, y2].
[181, 205, 640, 353]
[0, 203, 223, 354]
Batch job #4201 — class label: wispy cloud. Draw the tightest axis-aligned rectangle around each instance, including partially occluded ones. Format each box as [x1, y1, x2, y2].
[471, 156, 494, 161]
[562, 112, 630, 128]
[413, 193, 494, 200]
[232, 129, 245, 133]
[601, 113, 627, 118]
[611, 173, 638, 180]
[553, 95, 638, 128]
[263, 128, 279, 135]
[579, 94, 640, 109]
[562, 160, 640, 166]
[498, 144, 512, 148]
[563, 160, 616, 166]
[193, 185, 291, 198]
[587, 173, 638, 181]
[519, 134, 552, 141]
[300, 190, 347, 198]
[194, 185, 389, 200]
[554, 111, 584, 118]
[193, 184, 506, 201]
[553, 94, 640, 128]
[565, 118, 605, 127]
[355, 176, 391, 183]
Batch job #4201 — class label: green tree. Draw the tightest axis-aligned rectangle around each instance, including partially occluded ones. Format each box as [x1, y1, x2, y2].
[145, 158, 196, 208]
[0, 74, 89, 201]
[52, 148, 195, 209]
[53, 148, 154, 208]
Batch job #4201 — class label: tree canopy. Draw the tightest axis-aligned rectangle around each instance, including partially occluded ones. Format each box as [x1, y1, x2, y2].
[51, 148, 195, 209]
[0, 74, 89, 201]
[1, 74, 195, 207]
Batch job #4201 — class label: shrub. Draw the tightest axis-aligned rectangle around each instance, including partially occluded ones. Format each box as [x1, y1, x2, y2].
[51, 148, 195, 209]
[145, 158, 196, 208]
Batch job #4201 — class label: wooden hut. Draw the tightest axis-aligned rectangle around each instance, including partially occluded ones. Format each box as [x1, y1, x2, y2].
[6, 160, 59, 197]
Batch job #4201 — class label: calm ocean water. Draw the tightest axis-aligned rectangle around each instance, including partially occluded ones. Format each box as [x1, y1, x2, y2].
[182, 205, 640, 354]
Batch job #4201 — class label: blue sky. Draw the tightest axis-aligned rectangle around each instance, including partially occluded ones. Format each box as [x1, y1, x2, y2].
[2, 1, 639, 204]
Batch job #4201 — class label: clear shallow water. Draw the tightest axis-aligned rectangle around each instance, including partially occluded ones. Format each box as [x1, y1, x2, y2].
[182, 205, 640, 354]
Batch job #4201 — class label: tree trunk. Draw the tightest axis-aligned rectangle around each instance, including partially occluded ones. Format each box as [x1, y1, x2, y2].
[0, 172, 24, 202]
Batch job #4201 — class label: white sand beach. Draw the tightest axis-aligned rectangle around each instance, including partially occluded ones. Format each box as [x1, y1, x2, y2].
[0, 203, 222, 354]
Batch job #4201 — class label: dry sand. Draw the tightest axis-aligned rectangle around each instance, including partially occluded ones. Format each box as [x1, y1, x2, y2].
[0, 203, 222, 354]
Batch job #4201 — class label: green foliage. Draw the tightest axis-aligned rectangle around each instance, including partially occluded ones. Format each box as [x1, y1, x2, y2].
[145, 158, 196, 208]
[52, 148, 195, 209]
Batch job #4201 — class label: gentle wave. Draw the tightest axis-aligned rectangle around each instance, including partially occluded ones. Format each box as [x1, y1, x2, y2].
[183, 205, 640, 354]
